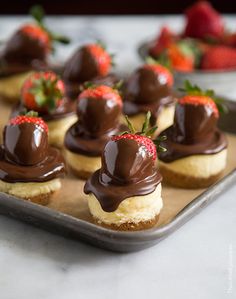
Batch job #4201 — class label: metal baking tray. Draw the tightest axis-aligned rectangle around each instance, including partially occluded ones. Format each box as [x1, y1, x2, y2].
[0, 99, 235, 252]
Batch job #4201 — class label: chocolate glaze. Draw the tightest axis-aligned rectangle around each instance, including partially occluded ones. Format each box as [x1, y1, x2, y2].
[0, 123, 65, 183]
[65, 93, 124, 156]
[0, 30, 48, 77]
[84, 138, 162, 212]
[158, 103, 228, 162]
[4, 123, 48, 166]
[123, 67, 175, 125]
[11, 98, 76, 122]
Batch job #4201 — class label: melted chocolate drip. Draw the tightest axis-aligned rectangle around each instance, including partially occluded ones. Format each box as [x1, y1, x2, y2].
[158, 103, 228, 162]
[84, 138, 162, 212]
[65, 94, 124, 156]
[123, 67, 175, 124]
[0, 123, 65, 183]
[0, 30, 48, 76]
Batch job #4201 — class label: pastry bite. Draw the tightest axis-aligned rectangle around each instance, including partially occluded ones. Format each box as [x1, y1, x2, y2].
[84, 113, 165, 231]
[64, 84, 124, 179]
[123, 62, 176, 134]
[0, 113, 65, 205]
[0, 6, 69, 103]
[12, 71, 77, 148]
[158, 81, 228, 188]
[63, 42, 117, 99]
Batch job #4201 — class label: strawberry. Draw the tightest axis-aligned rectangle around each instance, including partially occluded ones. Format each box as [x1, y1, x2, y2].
[184, 1, 224, 39]
[10, 112, 48, 133]
[113, 112, 166, 162]
[143, 62, 173, 87]
[167, 43, 195, 72]
[201, 46, 236, 70]
[150, 26, 175, 57]
[19, 24, 51, 53]
[178, 80, 223, 117]
[21, 71, 64, 113]
[78, 85, 122, 106]
[85, 43, 112, 76]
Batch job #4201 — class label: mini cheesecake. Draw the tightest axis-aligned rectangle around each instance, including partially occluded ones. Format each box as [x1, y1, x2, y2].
[158, 82, 228, 188]
[64, 85, 124, 179]
[84, 114, 164, 231]
[0, 9, 69, 103]
[63, 43, 117, 100]
[123, 63, 176, 134]
[0, 114, 65, 205]
[12, 71, 77, 148]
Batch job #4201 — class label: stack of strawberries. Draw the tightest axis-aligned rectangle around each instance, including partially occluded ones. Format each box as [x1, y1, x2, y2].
[149, 1, 236, 72]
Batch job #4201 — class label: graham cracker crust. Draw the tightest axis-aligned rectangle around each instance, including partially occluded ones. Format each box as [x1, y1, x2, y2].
[93, 214, 160, 231]
[160, 165, 224, 189]
[22, 192, 53, 206]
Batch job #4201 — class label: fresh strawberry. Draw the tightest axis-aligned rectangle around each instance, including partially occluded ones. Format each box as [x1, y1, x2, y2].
[143, 63, 173, 87]
[85, 43, 112, 77]
[150, 26, 175, 57]
[201, 46, 236, 70]
[184, 1, 224, 39]
[79, 85, 122, 106]
[178, 80, 222, 117]
[10, 112, 48, 133]
[21, 71, 64, 113]
[167, 43, 194, 72]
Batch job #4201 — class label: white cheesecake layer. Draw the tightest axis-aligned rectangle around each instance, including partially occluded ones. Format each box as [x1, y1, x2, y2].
[87, 183, 163, 225]
[47, 114, 77, 148]
[159, 149, 227, 178]
[65, 149, 101, 174]
[0, 178, 61, 198]
[0, 72, 32, 100]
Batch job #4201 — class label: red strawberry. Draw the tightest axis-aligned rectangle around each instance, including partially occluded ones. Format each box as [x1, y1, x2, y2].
[184, 1, 224, 39]
[143, 63, 173, 87]
[167, 43, 194, 72]
[10, 113, 49, 133]
[201, 46, 236, 70]
[150, 26, 175, 57]
[21, 71, 64, 113]
[86, 44, 112, 76]
[78, 85, 122, 106]
[112, 134, 157, 161]
[179, 95, 219, 118]
[20, 24, 51, 53]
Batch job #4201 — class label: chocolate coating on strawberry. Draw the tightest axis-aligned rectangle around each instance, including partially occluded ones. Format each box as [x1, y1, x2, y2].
[65, 85, 124, 156]
[123, 63, 175, 123]
[84, 113, 162, 212]
[158, 81, 227, 162]
[63, 43, 112, 84]
[0, 114, 65, 182]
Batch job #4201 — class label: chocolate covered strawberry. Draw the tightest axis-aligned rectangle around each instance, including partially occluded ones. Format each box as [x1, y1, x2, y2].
[77, 85, 122, 136]
[184, 1, 224, 39]
[63, 42, 112, 84]
[21, 71, 64, 113]
[4, 112, 48, 165]
[101, 112, 166, 184]
[144, 62, 173, 87]
[175, 81, 225, 142]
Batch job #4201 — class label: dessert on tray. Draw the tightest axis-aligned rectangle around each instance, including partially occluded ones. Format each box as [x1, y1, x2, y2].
[63, 42, 117, 99]
[146, 1, 236, 72]
[123, 62, 176, 134]
[64, 84, 124, 179]
[12, 71, 77, 148]
[0, 6, 69, 103]
[84, 112, 165, 231]
[0, 113, 65, 205]
[158, 81, 228, 188]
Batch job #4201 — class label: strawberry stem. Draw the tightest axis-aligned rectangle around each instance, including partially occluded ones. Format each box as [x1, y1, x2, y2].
[125, 115, 136, 134]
